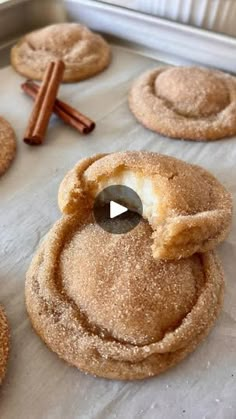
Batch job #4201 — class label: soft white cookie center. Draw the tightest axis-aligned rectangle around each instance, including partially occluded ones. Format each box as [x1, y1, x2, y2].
[88, 170, 160, 225]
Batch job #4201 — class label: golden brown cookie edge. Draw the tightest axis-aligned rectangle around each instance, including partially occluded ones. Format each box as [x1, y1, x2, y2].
[0, 305, 10, 385]
[128, 67, 236, 141]
[25, 221, 224, 381]
[0, 117, 16, 177]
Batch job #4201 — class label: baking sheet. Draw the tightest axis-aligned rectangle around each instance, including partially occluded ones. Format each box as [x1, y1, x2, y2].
[99, 0, 236, 38]
[0, 44, 236, 419]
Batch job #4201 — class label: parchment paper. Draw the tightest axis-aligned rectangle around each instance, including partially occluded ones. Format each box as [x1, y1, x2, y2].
[0, 45, 235, 419]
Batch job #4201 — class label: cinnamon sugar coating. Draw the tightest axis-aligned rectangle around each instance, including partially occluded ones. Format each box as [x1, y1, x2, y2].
[25, 215, 224, 380]
[129, 66, 236, 141]
[11, 23, 111, 82]
[58, 151, 232, 260]
[0, 117, 16, 176]
[0, 305, 10, 385]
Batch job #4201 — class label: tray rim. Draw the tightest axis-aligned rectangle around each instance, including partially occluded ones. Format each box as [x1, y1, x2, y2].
[64, 0, 236, 73]
[1, 0, 236, 73]
[0, 0, 30, 11]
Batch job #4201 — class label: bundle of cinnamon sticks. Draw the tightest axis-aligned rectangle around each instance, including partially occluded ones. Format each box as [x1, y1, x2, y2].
[22, 60, 95, 145]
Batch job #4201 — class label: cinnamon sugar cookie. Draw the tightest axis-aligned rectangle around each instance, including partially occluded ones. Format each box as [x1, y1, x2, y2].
[58, 151, 232, 260]
[25, 215, 224, 380]
[11, 23, 111, 82]
[0, 305, 10, 385]
[129, 66, 236, 141]
[0, 117, 16, 176]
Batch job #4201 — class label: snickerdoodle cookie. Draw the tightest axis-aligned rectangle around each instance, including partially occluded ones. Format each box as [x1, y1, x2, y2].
[58, 151, 232, 260]
[0, 305, 9, 385]
[129, 66, 236, 141]
[11, 23, 111, 82]
[0, 117, 16, 176]
[25, 214, 224, 380]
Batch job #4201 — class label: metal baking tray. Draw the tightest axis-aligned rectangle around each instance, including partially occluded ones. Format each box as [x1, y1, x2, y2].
[2, 0, 236, 73]
[0, 1, 236, 419]
[66, 0, 236, 73]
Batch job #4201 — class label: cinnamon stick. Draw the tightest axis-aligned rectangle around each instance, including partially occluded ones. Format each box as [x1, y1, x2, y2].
[22, 81, 95, 135]
[24, 60, 65, 145]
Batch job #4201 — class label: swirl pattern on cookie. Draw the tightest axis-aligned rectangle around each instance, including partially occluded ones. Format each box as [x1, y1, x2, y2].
[129, 66, 236, 141]
[25, 215, 224, 380]
[58, 151, 232, 260]
[11, 23, 111, 82]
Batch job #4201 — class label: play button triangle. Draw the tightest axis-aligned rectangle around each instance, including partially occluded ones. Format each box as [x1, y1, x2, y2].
[93, 185, 143, 234]
[110, 201, 128, 219]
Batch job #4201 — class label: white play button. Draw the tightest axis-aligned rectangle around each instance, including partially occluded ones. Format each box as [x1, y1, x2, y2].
[93, 185, 143, 234]
[110, 201, 128, 219]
